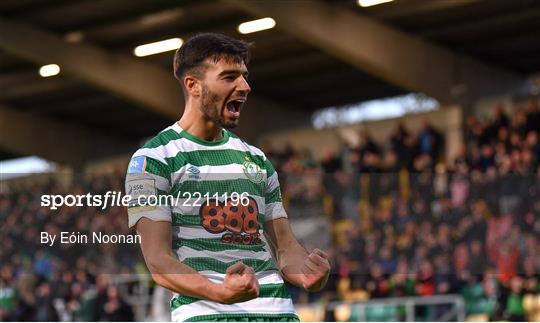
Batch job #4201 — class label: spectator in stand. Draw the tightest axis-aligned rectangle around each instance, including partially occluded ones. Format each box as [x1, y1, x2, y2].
[0, 173, 142, 321]
[1, 97, 539, 321]
[98, 286, 134, 321]
[418, 120, 444, 162]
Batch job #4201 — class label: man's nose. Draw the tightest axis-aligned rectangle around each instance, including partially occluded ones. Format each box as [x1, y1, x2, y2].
[236, 75, 251, 93]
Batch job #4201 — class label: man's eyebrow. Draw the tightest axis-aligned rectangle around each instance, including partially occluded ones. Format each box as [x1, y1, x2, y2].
[218, 69, 249, 76]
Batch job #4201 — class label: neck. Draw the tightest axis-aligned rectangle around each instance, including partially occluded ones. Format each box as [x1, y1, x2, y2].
[178, 99, 223, 141]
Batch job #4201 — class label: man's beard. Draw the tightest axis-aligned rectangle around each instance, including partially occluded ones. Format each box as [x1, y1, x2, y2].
[200, 85, 238, 129]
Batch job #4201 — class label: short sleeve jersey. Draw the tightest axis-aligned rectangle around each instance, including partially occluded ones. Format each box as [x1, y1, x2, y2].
[125, 122, 298, 322]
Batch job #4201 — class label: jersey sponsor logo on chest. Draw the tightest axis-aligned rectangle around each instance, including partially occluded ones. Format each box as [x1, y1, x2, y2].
[200, 196, 262, 245]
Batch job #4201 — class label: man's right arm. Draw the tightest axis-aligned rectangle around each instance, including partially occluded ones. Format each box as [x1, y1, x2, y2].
[135, 217, 259, 304]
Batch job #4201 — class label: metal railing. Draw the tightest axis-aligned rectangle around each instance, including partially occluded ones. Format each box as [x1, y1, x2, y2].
[297, 294, 466, 322]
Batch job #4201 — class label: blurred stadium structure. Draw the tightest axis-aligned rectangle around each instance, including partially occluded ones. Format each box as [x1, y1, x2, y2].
[0, 0, 539, 321]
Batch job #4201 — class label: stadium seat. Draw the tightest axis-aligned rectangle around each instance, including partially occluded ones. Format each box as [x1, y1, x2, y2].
[523, 294, 540, 321]
[296, 307, 315, 322]
[364, 304, 398, 322]
[334, 303, 352, 321]
[465, 313, 489, 322]
[337, 277, 351, 296]
[343, 289, 369, 302]
[523, 294, 535, 313]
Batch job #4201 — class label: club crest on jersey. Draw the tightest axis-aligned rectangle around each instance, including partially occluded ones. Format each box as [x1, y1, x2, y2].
[242, 159, 263, 183]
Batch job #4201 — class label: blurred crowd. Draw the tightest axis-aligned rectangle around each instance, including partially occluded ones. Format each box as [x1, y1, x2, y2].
[0, 98, 539, 321]
[0, 173, 142, 321]
[263, 98, 540, 321]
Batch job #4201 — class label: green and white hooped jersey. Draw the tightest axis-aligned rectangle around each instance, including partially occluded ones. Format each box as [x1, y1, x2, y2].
[125, 122, 298, 322]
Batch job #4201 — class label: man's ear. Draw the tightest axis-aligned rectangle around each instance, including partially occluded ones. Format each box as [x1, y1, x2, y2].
[184, 75, 201, 97]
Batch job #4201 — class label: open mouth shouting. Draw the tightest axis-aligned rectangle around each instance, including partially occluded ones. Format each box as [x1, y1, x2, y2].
[225, 98, 246, 120]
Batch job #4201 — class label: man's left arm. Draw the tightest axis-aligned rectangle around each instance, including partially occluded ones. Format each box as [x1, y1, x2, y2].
[264, 217, 330, 292]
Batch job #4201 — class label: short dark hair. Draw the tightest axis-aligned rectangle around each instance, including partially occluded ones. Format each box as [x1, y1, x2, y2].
[173, 33, 251, 86]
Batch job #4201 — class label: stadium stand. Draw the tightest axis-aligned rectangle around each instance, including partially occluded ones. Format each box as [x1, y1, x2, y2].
[1, 1, 540, 321]
[1, 98, 538, 321]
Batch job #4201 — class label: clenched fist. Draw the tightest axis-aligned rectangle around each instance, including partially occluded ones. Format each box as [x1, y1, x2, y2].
[216, 261, 260, 304]
[300, 248, 331, 292]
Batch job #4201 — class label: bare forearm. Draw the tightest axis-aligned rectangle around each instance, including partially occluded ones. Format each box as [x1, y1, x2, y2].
[276, 242, 309, 287]
[275, 242, 330, 292]
[147, 253, 221, 302]
[135, 219, 225, 302]
[264, 218, 330, 292]
[283, 247, 330, 291]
